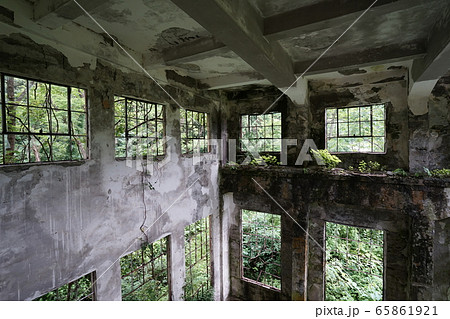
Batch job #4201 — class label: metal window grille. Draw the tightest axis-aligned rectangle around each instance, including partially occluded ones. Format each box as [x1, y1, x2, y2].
[240, 112, 282, 153]
[180, 109, 208, 154]
[325, 104, 386, 153]
[241, 209, 281, 290]
[0, 73, 88, 165]
[184, 216, 213, 301]
[114, 96, 165, 158]
[120, 237, 170, 301]
[325, 222, 384, 301]
[34, 272, 96, 301]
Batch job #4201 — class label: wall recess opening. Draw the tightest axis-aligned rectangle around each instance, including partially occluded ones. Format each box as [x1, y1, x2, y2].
[241, 209, 281, 290]
[120, 237, 170, 301]
[325, 222, 384, 301]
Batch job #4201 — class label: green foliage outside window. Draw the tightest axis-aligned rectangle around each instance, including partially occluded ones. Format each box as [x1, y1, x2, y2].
[242, 209, 281, 290]
[114, 97, 165, 158]
[184, 217, 213, 301]
[0, 74, 88, 165]
[120, 238, 169, 301]
[326, 104, 385, 153]
[180, 109, 208, 154]
[241, 112, 282, 153]
[34, 273, 95, 301]
[326, 222, 384, 301]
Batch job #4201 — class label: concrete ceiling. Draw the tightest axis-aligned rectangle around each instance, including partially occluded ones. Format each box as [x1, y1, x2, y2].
[1, 0, 449, 92]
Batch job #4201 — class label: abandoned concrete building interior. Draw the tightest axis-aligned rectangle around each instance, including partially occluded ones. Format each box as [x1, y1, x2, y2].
[0, 0, 450, 302]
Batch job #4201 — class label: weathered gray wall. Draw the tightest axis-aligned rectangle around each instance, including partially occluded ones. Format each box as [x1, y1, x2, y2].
[409, 73, 450, 171]
[0, 33, 222, 300]
[309, 67, 409, 170]
[221, 167, 450, 301]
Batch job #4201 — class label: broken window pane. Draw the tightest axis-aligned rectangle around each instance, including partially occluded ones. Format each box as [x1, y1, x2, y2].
[180, 109, 208, 154]
[114, 96, 165, 158]
[0, 74, 88, 165]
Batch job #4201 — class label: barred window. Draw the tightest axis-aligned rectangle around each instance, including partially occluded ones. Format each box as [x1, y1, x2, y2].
[326, 104, 385, 153]
[0, 74, 88, 165]
[114, 96, 165, 158]
[120, 237, 170, 301]
[34, 272, 96, 301]
[241, 209, 281, 290]
[184, 216, 213, 300]
[180, 109, 208, 154]
[240, 112, 282, 153]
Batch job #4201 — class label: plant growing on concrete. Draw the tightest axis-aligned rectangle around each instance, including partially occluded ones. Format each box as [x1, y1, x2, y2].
[393, 168, 408, 176]
[249, 154, 280, 166]
[311, 149, 341, 169]
[431, 168, 450, 178]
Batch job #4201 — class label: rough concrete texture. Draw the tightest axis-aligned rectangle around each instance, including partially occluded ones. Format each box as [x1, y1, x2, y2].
[221, 167, 450, 301]
[0, 34, 222, 300]
[309, 67, 409, 169]
[409, 73, 450, 171]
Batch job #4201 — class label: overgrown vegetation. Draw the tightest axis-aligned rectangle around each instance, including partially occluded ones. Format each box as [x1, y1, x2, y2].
[242, 210, 281, 290]
[311, 149, 342, 169]
[0, 75, 87, 165]
[184, 218, 214, 301]
[34, 273, 94, 301]
[326, 223, 384, 301]
[120, 239, 169, 301]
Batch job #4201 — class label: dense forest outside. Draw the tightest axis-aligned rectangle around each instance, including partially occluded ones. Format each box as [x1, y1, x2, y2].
[34, 272, 96, 301]
[326, 104, 385, 153]
[184, 216, 213, 301]
[180, 109, 208, 154]
[114, 96, 165, 159]
[325, 222, 384, 301]
[241, 209, 281, 290]
[0, 74, 87, 165]
[120, 237, 170, 301]
[240, 112, 282, 153]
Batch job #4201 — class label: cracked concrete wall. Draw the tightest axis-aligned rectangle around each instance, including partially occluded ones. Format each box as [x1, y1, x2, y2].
[221, 167, 450, 301]
[0, 33, 221, 300]
[409, 73, 450, 171]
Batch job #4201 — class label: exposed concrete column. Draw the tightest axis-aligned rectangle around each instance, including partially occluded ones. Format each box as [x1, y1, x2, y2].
[169, 230, 185, 300]
[95, 261, 122, 301]
[217, 193, 234, 300]
[281, 78, 311, 165]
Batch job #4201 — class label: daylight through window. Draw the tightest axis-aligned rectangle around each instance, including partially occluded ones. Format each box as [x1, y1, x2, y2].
[240, 113, 282, 153]
[120, 237, 170, 301]
[184, 216, 213, 301]
[325, 222, 384, 301]
[241, 209, 281, 290]
[326, 104, 385, 153]
[0, 74, 88, 165]
[180, 109, 208, 154]
[34, 272, 96, 301]
[114, 96, 165, 158]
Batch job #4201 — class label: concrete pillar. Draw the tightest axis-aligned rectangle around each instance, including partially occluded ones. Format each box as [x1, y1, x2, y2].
[169, 230, 185, 300]
[95, 261, 122, 301]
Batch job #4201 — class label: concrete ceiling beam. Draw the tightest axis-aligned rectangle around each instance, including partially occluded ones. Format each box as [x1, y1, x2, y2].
[163, 37, 227, 65]
[170, 0, 296, 88]
[264, 0, 426, 41]
[33, 0, 107, 29]
[202, 72, 267, 90]
[294, 42, 426, 75]
[409, 4, 450, 115]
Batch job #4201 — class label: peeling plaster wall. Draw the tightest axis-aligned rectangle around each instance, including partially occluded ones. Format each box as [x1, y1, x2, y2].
[0, 34, 221, 300]
[221, 167, 450, 301]
[409, 73, 450, 171]
[309, 68, 409, 170]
